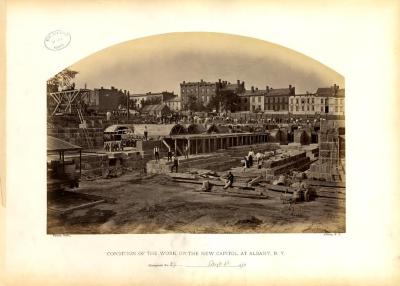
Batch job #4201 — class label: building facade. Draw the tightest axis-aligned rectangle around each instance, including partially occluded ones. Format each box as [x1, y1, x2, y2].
[92, 86, 127, 111]
[247, 87, 267, 112]
[245, 85, 294, 113]
[130, 91, 175, 110]
[288, 84, 345, 116]
[164, 96, 182, 111]
[180, 79, 217, 108]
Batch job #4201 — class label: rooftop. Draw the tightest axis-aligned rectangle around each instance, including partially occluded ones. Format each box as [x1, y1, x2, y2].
[47, 136, 82, 152]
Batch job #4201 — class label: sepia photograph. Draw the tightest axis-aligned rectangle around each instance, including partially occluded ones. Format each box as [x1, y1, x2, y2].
[46, 32, 346, 234]
[3, 0, 400, 285]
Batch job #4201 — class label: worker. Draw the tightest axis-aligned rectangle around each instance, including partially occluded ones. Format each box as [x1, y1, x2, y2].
[255, 152, 263, 165]
[257, 157, 263, 169]
[243, 156, 249, 172]
[171, 154, 179, 173]
[144, 125, 148, 141]
[167, 146, 172, 162]
[154, 146, 160, 162]
[184, 144, 189, 159]
[248, 148, 255, 167]
[223, 171, 234, 189]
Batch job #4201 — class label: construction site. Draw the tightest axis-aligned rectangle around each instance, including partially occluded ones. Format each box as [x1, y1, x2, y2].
[46, 87, 345, 234]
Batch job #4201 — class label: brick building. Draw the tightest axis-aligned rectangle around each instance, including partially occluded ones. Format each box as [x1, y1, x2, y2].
[92, 86, 127, 111]
[180, 79, 245, 110]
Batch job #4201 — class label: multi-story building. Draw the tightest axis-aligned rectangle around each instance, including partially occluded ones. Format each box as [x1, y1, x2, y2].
[247, 87, 267, 112]
[264, 85, 294, 112]
[180, 79, 245, 110]
[288, 93, 322, 115]
[164, 96, 182, 111]
[130, 91, 175, 110]
[246, 85, 294, 113]
[180, 79, 217, 108]
[90, 86, 127, 111]
[288, 84, 345, 116]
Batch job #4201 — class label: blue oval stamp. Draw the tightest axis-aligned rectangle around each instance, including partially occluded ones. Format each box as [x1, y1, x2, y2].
[44, 30, 71, 51]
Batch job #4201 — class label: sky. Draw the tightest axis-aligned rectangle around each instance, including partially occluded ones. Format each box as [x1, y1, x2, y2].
[67, 32, 344, 95]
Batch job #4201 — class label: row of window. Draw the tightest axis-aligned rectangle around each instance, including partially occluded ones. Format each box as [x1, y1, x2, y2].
[289, 105, 344, 112]
[289, 97, 344, 105]
[251, 104, 288, 110]
[181, 87, 214, 94]
[250, 96, 289, 103]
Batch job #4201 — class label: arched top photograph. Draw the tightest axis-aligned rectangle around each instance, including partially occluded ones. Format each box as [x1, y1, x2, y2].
[46, 32, 345, 235]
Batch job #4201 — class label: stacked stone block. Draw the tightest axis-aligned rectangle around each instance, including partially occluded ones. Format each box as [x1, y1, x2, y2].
[307, 120, 344, 182]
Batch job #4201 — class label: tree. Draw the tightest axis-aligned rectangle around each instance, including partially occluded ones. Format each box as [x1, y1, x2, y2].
[47, 68, 79, 91]
[185, 93, 198, 111]
[207, 90, 240, 113]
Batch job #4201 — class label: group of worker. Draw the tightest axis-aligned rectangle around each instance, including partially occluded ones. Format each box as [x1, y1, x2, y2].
[153, 145, 188, 173]
[242, 148, 265, 171]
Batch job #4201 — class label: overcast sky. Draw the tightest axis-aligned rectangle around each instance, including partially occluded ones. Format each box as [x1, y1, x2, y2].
[68, 32, 344, 95]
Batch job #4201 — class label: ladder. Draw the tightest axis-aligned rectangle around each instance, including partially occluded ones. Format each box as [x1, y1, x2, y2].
[77, 108, 93, 149]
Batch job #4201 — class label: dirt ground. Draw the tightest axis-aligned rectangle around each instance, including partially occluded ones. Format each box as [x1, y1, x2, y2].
[47, 172, 345, 234]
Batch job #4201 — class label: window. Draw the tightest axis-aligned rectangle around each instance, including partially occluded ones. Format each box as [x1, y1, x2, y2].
[321, 107, 324, 112]
[258, 96, 261, 103]
[244, 98, 247, 103]
[296, 106, 299, 111]
[321, 98, 324, 104]
[312, 98, 314, 104]
[307, 106, 309, 111]
[335, 106, 338, 112]
[302, 106, 304, 111]
[312, 106, 314, 111]
[258, 105, 261, 110]
[307, 98, 309, 104]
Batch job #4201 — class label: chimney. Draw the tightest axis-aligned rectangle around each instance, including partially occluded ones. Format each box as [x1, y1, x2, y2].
[251, 86, 254, 92]
[101, 86, 103, 90]
[84, 83, 87, 89]
[111, 86, 115, 90]
[201, 79, 203, 83]
[256, 87, 258, 91]
[289, 84, 292, 90]
[237, 80, 240, 85]
[218, 79, 221, 83]
[124, 90, 127, 95]
[266, 86, 269, 92]
[183, 81, 186, 84]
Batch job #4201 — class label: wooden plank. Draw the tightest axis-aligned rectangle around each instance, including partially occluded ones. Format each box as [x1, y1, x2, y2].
[195, 191, 269, 200]
[305, 179, 346, 188]
[49, 199, 105, 215]
[168, 173, 197, 180]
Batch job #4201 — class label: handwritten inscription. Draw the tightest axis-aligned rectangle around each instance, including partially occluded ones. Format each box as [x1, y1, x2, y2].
[148, 260, 247, 268]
